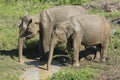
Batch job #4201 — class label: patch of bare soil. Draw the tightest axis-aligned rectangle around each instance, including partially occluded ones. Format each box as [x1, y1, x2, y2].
[21, 59, 61, 80]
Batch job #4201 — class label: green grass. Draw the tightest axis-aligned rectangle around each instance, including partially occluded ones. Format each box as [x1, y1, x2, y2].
[0, 55, 24, 80]
[0, 26, 18, 50]
[0, 25, 24, 80]
[50, 67, 98, 80]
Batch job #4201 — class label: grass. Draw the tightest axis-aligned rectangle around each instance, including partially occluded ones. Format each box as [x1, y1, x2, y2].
[0, 25, 18, 50]
[50, 67, 98, 80]
[0, 55, 24, 80]
[0, 0, 120, 80]
[0, 25, 24, 80]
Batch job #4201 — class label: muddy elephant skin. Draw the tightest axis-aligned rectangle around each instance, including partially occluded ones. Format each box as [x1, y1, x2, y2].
[48, 14, 111, 70]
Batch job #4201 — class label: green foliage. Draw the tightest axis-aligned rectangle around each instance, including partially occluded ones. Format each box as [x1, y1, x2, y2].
[50, 67, 97, 80]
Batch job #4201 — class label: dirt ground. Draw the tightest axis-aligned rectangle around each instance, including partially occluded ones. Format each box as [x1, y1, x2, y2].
[21, 45, 120, 80]
[21, 59, 61, 80]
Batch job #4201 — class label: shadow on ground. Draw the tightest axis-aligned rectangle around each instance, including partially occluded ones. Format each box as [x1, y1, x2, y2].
[0, 46, 97, 67]
[0, 49, 18, 60]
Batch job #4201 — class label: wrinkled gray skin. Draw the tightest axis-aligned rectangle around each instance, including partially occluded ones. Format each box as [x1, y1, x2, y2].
[18, 14, 40, 63]
[18, 5, 88, 63]
[48, 14, 111, 70]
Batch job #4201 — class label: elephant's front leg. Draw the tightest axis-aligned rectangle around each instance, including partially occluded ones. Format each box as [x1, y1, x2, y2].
[73, 35, 80, 67]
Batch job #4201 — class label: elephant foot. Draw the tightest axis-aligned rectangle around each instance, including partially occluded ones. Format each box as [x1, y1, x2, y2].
[100, 58, 107, 63]
[47, 65, 49, 71]
[80, 58, 85, 62]
[93, 58, 100, 63]
[73, 62, 80, 67]
[19, 60, 24, 64]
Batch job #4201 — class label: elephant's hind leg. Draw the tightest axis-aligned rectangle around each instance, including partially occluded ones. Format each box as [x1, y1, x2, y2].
[101, 39, 109, 62]
[93, 44, 101, 62]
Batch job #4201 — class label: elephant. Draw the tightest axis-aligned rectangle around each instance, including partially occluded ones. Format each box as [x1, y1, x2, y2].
[18, 5, 88, 63]
[39, 5, 88, 59]
[18, 14, 40, 63]
[48, 14, 111, 70]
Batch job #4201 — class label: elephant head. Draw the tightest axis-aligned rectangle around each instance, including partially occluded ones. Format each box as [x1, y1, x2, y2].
[18, 14, 40, 63]
[47, 20, 74, 70]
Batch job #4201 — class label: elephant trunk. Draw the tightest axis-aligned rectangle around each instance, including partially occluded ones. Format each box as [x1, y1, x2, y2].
[18, 37, 24, 64]
[47, 36, 57, 70]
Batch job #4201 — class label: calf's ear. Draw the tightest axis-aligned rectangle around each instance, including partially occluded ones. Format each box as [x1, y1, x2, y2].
[28, 19, 32, 24]
[65, 25, 74, 38]
[63, 20, 74, 38]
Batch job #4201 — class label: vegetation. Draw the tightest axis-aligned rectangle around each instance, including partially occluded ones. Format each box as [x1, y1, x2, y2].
[0, 55, 24, 80]
[0, 0, 120, 80]
[50, 67, 98, 80]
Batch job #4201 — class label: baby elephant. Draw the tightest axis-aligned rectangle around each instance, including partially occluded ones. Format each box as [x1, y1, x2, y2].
[48, 14, 111, 70]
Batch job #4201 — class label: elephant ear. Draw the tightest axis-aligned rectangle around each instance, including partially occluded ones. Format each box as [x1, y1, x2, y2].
[27, 18, 32, 26]
[21, 15, 32, 29]
[64, 21, 74, 38]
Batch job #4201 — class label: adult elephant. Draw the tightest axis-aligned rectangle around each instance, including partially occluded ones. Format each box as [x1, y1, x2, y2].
[39, 5, 88, 59]
[18, 5, 88, 63]
[48, 14, 111, 70]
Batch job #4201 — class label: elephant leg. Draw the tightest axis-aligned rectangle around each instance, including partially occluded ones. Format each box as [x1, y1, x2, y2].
[43, 27, 52, 56]
[39, 25, 51, 60]
[101, 39, 109, 62]
[47, 47, 54, 70]
[73, 34, 80, 67]
[47, 36, 56, 70]
[93, 45, 101, 62]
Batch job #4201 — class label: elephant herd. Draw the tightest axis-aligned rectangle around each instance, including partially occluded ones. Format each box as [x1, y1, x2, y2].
[18, 5, 111, 70]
